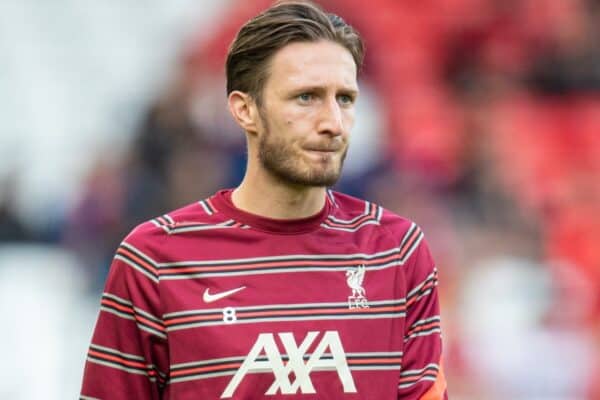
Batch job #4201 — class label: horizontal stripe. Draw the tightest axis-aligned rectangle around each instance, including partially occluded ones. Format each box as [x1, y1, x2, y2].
[80, 396, 101, 400]
[90, 343, 145, 362]
[405, 316, 442, 342]
[321, 202, 383, 232]
[321, 220, 380, 232]
[398, 375, 437, 389]
[399, 363, 440, 388]
[158, 247, 400, 267]
[100, 293, 166, 339]
[400, 363, 440, 378]
[151, 214, 175, 234]
[406, 269, 438, 309]
[102, 293, 163, 325]
[164, 299, 405, 319]
[115, 243, 159, 283]
[86, 357, 157, 381]
[164, 299, 405, 331]
[167, 313, 407, 330]
[169, 351, 403, 384]
[158, 247, 409, 280]
[404, 327, 442, 342]
[116, 226, 424, 281]
[406, 316, 441, 333]
[88, 344, 167, 383]
[161, 220, 245, 235]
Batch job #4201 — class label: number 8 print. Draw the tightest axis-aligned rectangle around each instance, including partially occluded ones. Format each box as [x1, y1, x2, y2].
[223, 307, 237, 324]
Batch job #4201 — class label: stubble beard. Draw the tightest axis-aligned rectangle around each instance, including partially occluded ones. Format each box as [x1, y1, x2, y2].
[257, 113, 347, 188]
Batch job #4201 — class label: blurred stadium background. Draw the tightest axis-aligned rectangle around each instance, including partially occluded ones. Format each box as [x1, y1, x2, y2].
[1, 0, 599, 398]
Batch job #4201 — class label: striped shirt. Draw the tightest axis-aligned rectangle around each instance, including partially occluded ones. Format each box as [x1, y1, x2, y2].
[80, 189, 447, 399]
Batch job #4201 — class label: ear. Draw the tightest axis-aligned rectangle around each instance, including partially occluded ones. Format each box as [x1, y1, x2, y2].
[228, 90, 260, 134]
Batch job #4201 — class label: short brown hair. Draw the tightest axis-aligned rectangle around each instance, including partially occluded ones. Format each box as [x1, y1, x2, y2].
[226, 1, 364, 103]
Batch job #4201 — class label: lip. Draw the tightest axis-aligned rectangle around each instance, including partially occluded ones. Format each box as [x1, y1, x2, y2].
[304, 148, 339, 153]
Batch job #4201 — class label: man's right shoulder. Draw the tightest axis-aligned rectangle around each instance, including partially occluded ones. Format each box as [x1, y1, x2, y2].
[121, 198, 223, 252]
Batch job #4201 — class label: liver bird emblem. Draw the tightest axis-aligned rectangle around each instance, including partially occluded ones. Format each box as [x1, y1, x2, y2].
[346, 265, 366, 298]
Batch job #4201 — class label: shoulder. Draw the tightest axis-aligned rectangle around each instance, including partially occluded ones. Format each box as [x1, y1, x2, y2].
[121, 198, 224, 255]
[327, 190, 417, 242]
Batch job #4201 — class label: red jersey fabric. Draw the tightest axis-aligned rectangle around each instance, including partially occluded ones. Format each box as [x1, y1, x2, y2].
[80, 189, 447, 399]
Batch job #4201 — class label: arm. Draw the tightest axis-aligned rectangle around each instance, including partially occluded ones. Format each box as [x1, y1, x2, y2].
[398, 235, 447, 400]
[80, 237, 168, 400]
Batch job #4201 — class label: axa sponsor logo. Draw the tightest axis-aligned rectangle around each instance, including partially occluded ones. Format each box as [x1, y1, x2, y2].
[221, 330, 356, 398]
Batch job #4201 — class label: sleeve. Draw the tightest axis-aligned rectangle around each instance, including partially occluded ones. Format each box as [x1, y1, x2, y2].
[398, 231, 448, 400]
[80, 233, 169, 400]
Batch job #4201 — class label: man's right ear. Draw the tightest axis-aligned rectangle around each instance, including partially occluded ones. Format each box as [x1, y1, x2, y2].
[228, 91, 259, 134]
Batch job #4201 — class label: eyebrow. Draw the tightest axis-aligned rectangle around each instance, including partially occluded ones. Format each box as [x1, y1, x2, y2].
[290, 85, 359, 97]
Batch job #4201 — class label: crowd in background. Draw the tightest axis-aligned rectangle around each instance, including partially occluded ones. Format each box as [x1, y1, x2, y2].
[1, 0, 599, 398]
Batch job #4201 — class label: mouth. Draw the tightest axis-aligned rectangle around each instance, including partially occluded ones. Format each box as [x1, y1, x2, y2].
[303, 146, 341, 153]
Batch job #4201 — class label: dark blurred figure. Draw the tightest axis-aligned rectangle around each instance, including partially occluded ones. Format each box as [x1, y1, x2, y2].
[0, 175, 34, 242]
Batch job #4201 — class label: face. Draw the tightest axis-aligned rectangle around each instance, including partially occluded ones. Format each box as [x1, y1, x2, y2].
[255, 40, 358, 187]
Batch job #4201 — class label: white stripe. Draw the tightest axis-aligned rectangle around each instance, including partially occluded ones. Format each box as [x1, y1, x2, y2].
[168, 357, 403, 385]
[164, 298, 405, 318]
[399, 232, 424, 262]
[326, 190, 338, 207]
[376, 206, 383, 222]
[151, 219, 170, 233]
[399, 223, 418, 248]
[398, 376, 436, 389]
[171, 355, 244, 369]
[170, 369, 235, 383]
[163, 214, 174, 224]
[166, 312, 406, 331]
[86, 357, 155, 381]
[80, 396, 101, 400]
[171, 351, 404, 370]
[407, 270, 437, 298]
[157, 246, 400, 267]
[102, 291, 165, 325]
[327, 201, 371, 224]
[400, 363, 439, 377]
[198, 200, 214, 215]
[159, 260, 402, 280]
[168, 220, 237, 234]
[350, 365, 401, 371]
[408, 315, 441, 329]
[404, 328, 442, 342]
[90, 344, 145, 361]
[100, 306, 166, 339]
[121, 242, 159, 267]
[320, 219, 380, 232]
[114, 254, 158, 283]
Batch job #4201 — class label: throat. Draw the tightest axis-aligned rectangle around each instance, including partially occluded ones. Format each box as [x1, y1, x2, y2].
[232, 183, 326, 220]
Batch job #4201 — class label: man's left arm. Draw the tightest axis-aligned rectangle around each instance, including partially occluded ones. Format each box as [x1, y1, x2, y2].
[398, 235, 448, 400]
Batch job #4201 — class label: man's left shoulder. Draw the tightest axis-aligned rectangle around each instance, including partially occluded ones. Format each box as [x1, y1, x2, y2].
[328, 190, 415, 236]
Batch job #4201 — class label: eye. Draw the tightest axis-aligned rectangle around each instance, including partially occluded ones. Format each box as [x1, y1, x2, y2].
[298, 93, 313, 103]
[337, 94, 354, 106]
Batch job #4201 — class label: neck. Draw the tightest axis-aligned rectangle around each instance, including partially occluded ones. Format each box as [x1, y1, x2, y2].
[232, 169, 327, 220]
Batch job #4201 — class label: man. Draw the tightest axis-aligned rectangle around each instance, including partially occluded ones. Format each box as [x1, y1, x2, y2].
[80, 2, 447, 399]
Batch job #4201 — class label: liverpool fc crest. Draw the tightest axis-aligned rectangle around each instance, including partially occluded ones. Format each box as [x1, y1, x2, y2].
[346, 265, 369, 309]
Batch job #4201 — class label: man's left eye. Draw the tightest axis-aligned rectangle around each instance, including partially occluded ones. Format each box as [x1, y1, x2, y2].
[298, 93, 312, 102]
[338, 95, 354, 105]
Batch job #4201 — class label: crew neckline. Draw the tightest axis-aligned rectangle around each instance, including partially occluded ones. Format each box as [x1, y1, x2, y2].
[210, 189, 331, 234]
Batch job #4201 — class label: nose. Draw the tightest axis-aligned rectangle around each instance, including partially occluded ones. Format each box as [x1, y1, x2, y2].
[317, 97, 344, 137]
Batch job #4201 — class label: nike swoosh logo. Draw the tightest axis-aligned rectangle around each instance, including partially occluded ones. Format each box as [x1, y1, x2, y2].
[203, 286, 246, 303]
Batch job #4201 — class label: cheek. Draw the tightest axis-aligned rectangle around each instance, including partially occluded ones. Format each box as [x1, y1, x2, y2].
[343, 111, 355, 132]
